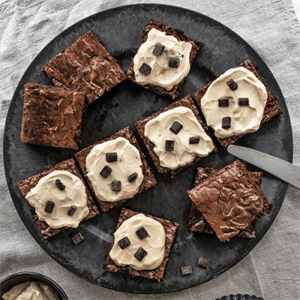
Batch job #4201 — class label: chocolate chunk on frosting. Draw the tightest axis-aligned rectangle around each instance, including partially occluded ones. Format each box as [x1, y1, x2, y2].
[111, 180, 121, 192]
[134, 247, 148, 261]
[136, 227, 149, 240]
[45, 201, 55, 214]
[222, 117, 231, 129]
[67, 205, 77, 216]
[128, 172, 138, 183]
[165, 140, 175, 151]
[189, 136, 200, 144]
[170, 121, 183, 134]
[239, 97, 249, 106]
[226, 78, 238, 90]
[106, 152, 118, 162]
[152, 43, 165, 56]
[169, 57, 180, 68]
[118, 237, 131, 249]
[139, 63, 152, 76]
[218, 98, 229, 107]
[100, 165, 112, 178]
[55, 179, 65, 191]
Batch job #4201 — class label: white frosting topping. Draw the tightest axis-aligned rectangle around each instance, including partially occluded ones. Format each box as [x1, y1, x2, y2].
[133, 28, 192, 90]
[144, 106, 215, 170]
[25, 170, 89, 229]
[86, 137, 144, 202]
[201, 67, 268, 138]
[2, 281, 59, 300]
[109, 213, 165, 271]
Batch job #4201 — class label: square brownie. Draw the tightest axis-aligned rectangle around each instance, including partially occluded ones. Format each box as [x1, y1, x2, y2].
[21, 83, 86, 150]
[104, 208, 179, 282]
[75, 126, 157, 212]
[135, 95, 217, 179]
[192, 59, 283, 148]
[187, 160, 273, 242]
[42, 31, 126, 106]
[127, 19, 204, 101]
[17, 158, 100, 239]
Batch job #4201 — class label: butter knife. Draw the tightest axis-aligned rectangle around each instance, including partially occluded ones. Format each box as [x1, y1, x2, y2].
[227, 145, 300, 189]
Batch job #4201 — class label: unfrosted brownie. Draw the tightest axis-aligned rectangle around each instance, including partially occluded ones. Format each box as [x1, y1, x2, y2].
[104, 208, 179, 282]
[21, 83, 86, 149]
[42, 31, 126, 105]
[127, 19, 204, 101]
[17, 158, 100, 239]
[192, 60, 283, 148]
[75, 126, 157, 212]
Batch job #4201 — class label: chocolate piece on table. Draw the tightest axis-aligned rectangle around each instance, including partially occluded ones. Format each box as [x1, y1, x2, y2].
[239, 97, 249, 106]
[181, 266, 192, 275]
[189, 136, 200, 144]
[67, 205, 77, 216]
[222, 117, 231, 129]
[153, 43, 165, 56]
[170, 121, 183, 134]
[165, 140, 174, 151]
[218, 98, 229, 107]
[111, 180, 121, 192]
[118, 237, 131, 249]
[128, 172, 138, 183]
[100, 165, 112, 178]
[72, 232, 84, 245]
[45, 201, 55, 213]
[106, 152, 118, 162]
[139, 63, 152, 76]
[55, 179, 65, 191]
[226, 79, 238, 91]
[136, 227, 149, 240]
[169, 57, 180, 68]
[197, 257, 210, 268]
[134, 247, 148, 261]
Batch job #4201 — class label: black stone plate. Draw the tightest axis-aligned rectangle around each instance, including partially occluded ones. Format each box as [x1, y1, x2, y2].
[3, 4, 293, 294]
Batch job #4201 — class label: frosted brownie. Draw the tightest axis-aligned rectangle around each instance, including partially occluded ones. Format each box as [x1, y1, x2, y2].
[127, 19, 204, 101]
[104, 208, 179, 282]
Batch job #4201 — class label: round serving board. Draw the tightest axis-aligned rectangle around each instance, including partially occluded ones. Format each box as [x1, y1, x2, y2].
[3, 4, 293, 294]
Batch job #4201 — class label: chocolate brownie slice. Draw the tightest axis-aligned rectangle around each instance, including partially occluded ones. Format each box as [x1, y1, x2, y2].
[192, 60, 283, 148]
[104, 208, 179, 282]
[75, 126, 157, 212]
[42, 31, 126, 105]
[127, 19, 204, 101]
[21, 83, 85, 149]
[17, 158, 100, 239]
[135, 96, 217, 179]
[187, 160, 273, 242]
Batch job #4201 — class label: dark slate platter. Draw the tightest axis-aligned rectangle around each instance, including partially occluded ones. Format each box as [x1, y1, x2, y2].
[3, 4, 293, 294]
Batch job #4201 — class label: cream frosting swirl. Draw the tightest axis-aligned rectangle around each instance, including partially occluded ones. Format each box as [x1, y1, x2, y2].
[25, 170, 89, 229]
[133, 28, 192, 90]
[86, 137, 144, 202]
[109, 213, 165, 271]
[144, 106, 215, 170]
[201, 67, 268, 138]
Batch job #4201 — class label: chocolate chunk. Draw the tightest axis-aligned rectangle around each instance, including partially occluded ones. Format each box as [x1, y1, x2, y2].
[106, 152, 117, 162]
[197, 257, 210, 268]
[222, 117, 231, 129]
[134, 247, 148, 261]
[152, 43, 165, 56]
[45, 201, 55, 213]
[72, 233, 84, 245]
[189, 136, 200, 144]
[111, 180, 121, 192]
[218, 98, 229, 107]
[226, 79, 238, 91]
[165, 140, 174, 151]
[100, 165, 112, 178]
[181, 266, 192, 275]
[139, 63, 151, 76]
[128, 172, 138, 183]
[170, 121, 183, 134]
[136, 227, 149, 240]
[118, 237, 131, 249]
[55, 179, 65, 191]
[169, 57, 180, 68]
[67, 205, 77, 217]
[239, 97, 249, 106]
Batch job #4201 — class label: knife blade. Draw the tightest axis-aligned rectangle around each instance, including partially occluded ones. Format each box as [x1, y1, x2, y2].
[227, 145, 300, 189]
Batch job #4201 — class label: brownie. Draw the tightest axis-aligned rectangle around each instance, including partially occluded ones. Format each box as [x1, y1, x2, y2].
[135, 95, 217, 179]
[104, 208, 179, 282]
[17, 158, 100, 239]
[75, 126, 157, 212]
[187, 160, 273, 242]
[127, 19, 204, 101]
[21, 83, 86, 149]
[42, 31, 126, 106]
[192, 59, 283, 148]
